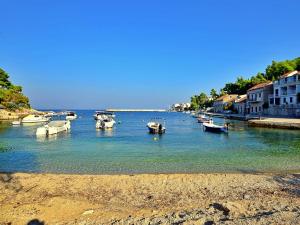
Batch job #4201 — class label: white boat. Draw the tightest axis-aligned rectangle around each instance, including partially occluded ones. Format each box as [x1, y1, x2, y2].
[66, 111, 77, 120]
[147, 122, 166, 134]
[96, 118, 116, 129]
[44, 111, 56, 117]
[147, 118, 166, 134]
[203, 122, 228, 133]
[36, 120, 71, 136]
[22, 114, 50, 123]
[197, 115, 211, 123]
[12, 120, 21, 126]
[94, 111, 115, 120]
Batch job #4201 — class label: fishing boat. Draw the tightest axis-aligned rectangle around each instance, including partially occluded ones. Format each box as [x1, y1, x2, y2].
[66, 111, 77, 120]
[22, 114, 50, 123]
[94, 111, 115, 120]
[96, 118, 116, 129]
[36, 120, 71, 136]
[197, 115, 211, 123]
[203, 121, 229, 133]
[147, 118, 166, 134]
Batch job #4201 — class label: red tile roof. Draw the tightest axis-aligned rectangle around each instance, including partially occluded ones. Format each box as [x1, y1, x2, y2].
[247, 82, 272, 92]
[215, 94, 238, 102]
[235, 95, 247, 103]
[279, 70, 299, 79]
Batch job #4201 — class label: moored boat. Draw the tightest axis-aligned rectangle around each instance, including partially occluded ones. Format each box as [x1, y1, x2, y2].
[203, 122, 229, 133]
[197, 115, 211, 123]
[96, 118, 116, 129]
[12, 120, 21, 126]
[94, 111, 115, 120]
[147, 118, 166, 134]
[36, 120, 71, 136]
[66, 111, 77, 120]
[22, 114, 50, 123]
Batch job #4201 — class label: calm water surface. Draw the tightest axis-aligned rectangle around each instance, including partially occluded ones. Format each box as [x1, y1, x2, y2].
[0, 111, 300, 174]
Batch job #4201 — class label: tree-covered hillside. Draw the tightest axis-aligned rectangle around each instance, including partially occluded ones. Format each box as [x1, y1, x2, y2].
[190, 57, 300, 110]
[221, 57, 300, 95]
[0, 68, 30, 110]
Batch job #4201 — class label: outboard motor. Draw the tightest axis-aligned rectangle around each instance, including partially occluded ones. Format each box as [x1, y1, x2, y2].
[158, 124, 163, 133]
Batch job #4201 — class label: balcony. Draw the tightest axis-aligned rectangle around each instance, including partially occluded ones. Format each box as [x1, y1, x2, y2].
[247, 98, 262, 103]
[281, 92, 287, 96]
[287, 90, 296, 95]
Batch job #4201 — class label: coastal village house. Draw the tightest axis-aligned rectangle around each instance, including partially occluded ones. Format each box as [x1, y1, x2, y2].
[246, 82, 273, 115]
[268, 70, 300, 116]
[213, 95, 238, 113]
[171, 103, 191, 112]
[233, 94, 247, 115]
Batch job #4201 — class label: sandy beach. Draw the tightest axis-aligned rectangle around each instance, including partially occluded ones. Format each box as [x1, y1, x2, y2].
[0, 172, 299, 225]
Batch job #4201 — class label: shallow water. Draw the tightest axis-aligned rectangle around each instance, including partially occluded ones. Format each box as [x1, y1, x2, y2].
[0, 111, 299, 174]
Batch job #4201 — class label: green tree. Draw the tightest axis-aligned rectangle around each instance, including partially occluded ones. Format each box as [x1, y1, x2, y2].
[250, 72, 267, 85]
[0, 67, 30, 110]
[210, 88, 218, 100]
[0, 68, 12, 88]
[265, 60, 295, 80]
[294, 57, 300, 71]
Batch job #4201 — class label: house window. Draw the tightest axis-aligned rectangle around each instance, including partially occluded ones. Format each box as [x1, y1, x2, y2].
[283, 98, 286, 103]
[285, 78, 288, 83]
[275, 98, 280, 105]
[255, 107, 257, 112]
[290, 97, 293, 103]
[259, 106, 261, 112]
[258, 93, 261, 98]
[251, 107, 253, 112]
[275, 89, 279, 96]
[269, 98, 274, 104]
[298, 75, 300, 81]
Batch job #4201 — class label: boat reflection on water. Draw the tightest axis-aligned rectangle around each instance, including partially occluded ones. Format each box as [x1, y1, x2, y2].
[36, 132, 71, 142]
[96, 129, 114, 137]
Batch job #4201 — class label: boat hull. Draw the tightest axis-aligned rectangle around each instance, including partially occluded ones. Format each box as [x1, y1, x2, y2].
[36, 120, 71, 136]
[148, 127, 166, 134]
[203, 123, 228, 133]
[203, 126, 223, 133]
[96, 120, 116, 129]
[66, 115, 77, 120]
[22, 119, 49, 123]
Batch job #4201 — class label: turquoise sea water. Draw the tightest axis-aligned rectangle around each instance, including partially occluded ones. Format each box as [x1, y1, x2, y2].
[0, 111, 300, 174]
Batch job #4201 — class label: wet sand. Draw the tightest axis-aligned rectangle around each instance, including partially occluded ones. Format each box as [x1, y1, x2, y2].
[0, 172, 299, 224]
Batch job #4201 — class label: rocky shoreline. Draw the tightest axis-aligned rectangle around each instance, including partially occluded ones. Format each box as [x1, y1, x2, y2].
[0, 172, 299, 224]
[0, 108, 43, 120]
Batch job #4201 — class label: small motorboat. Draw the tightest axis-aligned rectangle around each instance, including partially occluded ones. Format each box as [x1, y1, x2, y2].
[147, 118, 166, 134]
[36, 120, 71, 136]
[66, 111, 77, 120]
[96, 118, 116, 129]
[203, 122, 229, 133]
[12, 120, 21, 126]
[94, 111, 115, 120]
[44, 111, 57, 117]
[22, 114, 50, 123]
[197, 115, 211, 123]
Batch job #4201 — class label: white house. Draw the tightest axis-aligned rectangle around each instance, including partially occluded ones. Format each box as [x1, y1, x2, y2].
[268, 70, 300, 116]
[246, 82, 273, 115]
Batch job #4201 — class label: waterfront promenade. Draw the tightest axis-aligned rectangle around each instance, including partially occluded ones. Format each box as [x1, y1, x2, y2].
[248, 117, 300, 129]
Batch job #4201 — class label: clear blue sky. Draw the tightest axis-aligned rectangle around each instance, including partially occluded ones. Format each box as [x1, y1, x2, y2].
[0, 0, 299, 109]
